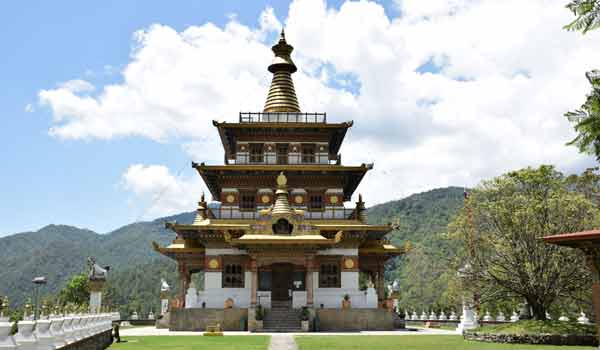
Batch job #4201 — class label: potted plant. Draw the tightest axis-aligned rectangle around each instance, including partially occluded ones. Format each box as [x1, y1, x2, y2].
[342, 294, 351, 309]
[255, 304, 264, 330]
[300, 307, 310, 332]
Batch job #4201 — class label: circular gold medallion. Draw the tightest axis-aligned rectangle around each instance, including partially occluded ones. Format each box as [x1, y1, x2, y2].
[209, 259, 219, 269]
[226, 194, 235, 203]
[330, 195, 338, 204]
[240, 145, 245, 151]
[294, 195, 303, 204]
[320, 146, 325, 151]
[344, 258, 355, 269]
[261, 195, 270, 204]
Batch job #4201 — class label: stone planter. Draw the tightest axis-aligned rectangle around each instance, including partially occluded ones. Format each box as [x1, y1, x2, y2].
[342, 299, 351, 309]
[255, 320, 263, 330]
[301, 320, 310, 332]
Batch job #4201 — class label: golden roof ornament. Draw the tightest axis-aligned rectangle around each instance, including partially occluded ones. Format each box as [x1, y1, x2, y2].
[263, 29, 301, 113]
[272, 172, 292, 217]
[194, 192, 208, 224]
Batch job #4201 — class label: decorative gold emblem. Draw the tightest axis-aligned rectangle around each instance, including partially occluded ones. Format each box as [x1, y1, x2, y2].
[330, 195, 338, 204]
[277, 172, 287, 186]
[261, 195, 270, 204]
[344, 258, 355, 269]
[294, 195, 303, 204]
[209, 259, 219, 269]
[320, 146, 324, 151]
[226, 194, 235, 203]
[240, 145, 245, 151]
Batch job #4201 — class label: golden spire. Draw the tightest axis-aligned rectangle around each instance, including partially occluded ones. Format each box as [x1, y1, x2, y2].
[263, 29, 301, 113]
[272, 172, 292, 216]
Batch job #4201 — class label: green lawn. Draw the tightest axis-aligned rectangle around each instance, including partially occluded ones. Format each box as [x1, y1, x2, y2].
[109, 336, 271, 350]
[295, 335, 595, 350]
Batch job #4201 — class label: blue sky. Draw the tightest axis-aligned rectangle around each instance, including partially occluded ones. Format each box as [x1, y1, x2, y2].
[1, 0, 598, 236]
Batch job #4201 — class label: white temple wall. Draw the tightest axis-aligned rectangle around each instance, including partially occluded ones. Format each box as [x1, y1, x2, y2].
[317, 248, 358, 255]
[205, 272, 222, 290]
[205, 248, 247, 255]
[341, 271, 359, 289]
[195, 288, 252, 308]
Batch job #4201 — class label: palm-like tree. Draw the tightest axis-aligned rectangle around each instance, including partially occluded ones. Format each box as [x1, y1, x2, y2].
[566, 70, 600, 160]
[564, 0, 600, 33]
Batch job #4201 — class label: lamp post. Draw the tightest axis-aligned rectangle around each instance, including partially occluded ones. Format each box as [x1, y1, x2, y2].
[32, 276, 47, 321]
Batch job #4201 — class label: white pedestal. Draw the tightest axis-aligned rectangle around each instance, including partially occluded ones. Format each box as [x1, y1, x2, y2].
[34, 319, 54, 350]
[0, 321, 17, 350]
[366, 288, 377, 308]
[90, 292, 102, 314]
[161, 299, 169, 315]
[456, 302, 478, 334]
[14, 321, 37, 350]
[185, 286, 198, 309]
[61, 317, 74, 344]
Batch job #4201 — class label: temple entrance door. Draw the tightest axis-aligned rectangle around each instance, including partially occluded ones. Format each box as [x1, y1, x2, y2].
[271, 263, 293, 301]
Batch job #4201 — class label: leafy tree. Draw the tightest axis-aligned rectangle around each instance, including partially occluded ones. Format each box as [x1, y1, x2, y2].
[564, 0, 600, 33]
[565, 71, 600, 160]
[58, 273, 89, 306]
[449, 165, 596, 320]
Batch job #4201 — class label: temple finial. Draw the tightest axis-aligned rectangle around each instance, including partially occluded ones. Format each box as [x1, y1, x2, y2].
[263, 28, 300, 113]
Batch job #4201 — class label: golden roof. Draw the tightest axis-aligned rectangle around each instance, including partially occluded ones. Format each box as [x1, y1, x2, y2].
[264, 30, 300, 113]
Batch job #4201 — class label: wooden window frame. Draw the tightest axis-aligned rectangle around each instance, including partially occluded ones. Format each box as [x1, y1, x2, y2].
[249, 143, 264, 163]
[301, 143, 316, 163]
[222, 262, 245, 288]
[308, 193, 324, 211]
[239, 192, 256, 211]
[276, 143, 289, 165]
[318, 261, 340, 288]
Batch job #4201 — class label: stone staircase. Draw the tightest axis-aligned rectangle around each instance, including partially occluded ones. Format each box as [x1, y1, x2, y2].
[261, 300, 302, 332]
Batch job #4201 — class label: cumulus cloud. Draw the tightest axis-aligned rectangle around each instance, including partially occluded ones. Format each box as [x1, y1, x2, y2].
[122, 164, 204, 219]
[39, 0, 600, 215]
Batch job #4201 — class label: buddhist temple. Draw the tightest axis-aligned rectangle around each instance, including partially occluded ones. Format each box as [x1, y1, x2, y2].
[153, 30, 405, 332]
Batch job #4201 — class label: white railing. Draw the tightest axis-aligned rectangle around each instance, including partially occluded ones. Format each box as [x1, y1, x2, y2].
[0, 312, 118, 350]
[403, 309, 593, 325]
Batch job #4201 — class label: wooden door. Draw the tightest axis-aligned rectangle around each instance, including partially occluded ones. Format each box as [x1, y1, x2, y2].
[271, 263, 292, 301]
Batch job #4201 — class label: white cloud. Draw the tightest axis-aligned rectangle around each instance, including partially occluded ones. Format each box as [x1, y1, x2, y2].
[40, 0, 600, 215]
[122, 164, 204, 219]
[57, 79, 95, 93]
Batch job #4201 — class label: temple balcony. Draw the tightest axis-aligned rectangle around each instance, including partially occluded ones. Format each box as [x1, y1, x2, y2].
[228, 153, 340, 165]
[208, 206, 357, 220]
[239, 112, 326, 123]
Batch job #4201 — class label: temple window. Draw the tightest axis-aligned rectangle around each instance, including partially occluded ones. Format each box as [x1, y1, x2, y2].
[308, 194, 324, 211]
[249, 143, 264, 163]
[240, 192, 256, 210]
[319, 262, 340, 288]
[222, 263, 244, 288]
[276, 143, 288, 164]
[301, 144, 315, 163]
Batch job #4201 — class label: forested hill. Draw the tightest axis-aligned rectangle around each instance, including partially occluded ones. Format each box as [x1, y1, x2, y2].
[367, 186, 465, 245]
[0, 187, 464, 312]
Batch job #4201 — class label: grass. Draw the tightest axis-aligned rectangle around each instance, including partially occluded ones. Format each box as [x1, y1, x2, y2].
[294, 335, 595, 350]
[108, 336, 271, 350]
[473, 321, 596, 336]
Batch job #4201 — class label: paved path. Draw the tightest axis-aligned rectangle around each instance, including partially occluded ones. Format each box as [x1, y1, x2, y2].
[268, 334, 298, 350]
[119, 326, 456, 337]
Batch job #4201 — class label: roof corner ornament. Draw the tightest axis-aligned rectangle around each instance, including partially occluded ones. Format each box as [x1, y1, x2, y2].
[356, 194, 367, 223]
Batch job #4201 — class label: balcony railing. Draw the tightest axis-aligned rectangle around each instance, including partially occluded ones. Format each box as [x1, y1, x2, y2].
[208, 206, 356, 220]
[239, 112, 326, 123]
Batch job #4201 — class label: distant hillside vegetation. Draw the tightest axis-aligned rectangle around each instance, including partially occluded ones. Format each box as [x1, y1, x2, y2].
[0, 187, 464, 313]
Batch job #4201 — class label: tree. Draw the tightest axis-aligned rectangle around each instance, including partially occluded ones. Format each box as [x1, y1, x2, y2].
[450, 165, 596, 320]
[565, 71, 600, 161]
[564, 0, 600, 33]
[58, 273, 89, 306]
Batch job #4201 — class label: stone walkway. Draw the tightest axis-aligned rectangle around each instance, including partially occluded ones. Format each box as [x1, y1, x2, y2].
[268, 334, 298, 350]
